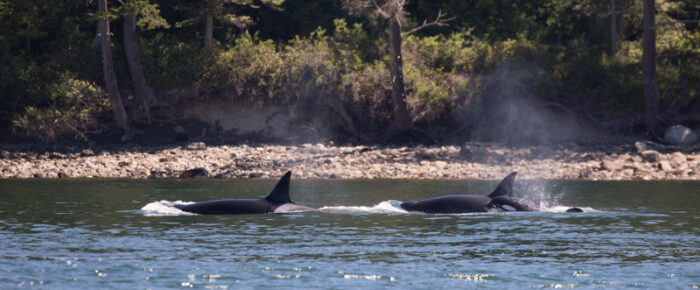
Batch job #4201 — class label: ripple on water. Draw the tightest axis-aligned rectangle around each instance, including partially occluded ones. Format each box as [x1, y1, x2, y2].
[444, 273, 494, 282]
[1, 179, 699, 289]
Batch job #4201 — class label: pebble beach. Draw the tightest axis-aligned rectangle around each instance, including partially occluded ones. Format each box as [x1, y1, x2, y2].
[1, 141, 698, 180]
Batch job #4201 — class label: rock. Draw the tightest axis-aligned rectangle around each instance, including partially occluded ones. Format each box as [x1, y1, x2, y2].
[159, 156, 177, 163]
[601, 160, 623, 171]
[81, 149, 95, 157]
[670, 152, 686, 164]
[57, 171, 68, 178]
[458, 146, 474, 160]
[658, 160, 673, 171]
[118, 161, 131, 167]
[49, 153, 66, 159]
[578, 168, 594, 179]
[634, 141, 648, 153]
[416, 149, 437, 161]
[179, 168, 208, 178]
[640, 150, 661, 162]
[669, 152, 688, 170]
[248, 172, 263, 178]
[149, 170, 169, 178]
[0, 150, 10, 158]
[186, 142, 206, 150]
[664, 125, 698, 145]
[434, 160, 448, 169]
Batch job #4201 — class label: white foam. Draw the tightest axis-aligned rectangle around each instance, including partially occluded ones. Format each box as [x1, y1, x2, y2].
[540, 205, 598, 213]
[141, 200, 197, 216]
[318, 200, 408, 215]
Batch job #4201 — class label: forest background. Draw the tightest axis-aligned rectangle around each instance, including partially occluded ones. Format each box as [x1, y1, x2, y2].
[1, 0, 698, 145]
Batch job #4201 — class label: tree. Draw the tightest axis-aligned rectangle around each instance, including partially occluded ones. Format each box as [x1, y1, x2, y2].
[176, 0, 284, 55]
[0, 0, 56, 54]
[117, 0, 169, 122]
[599, 0, 639, 56]
[344, 0, 452, 138]
[97, 0, 131, 140]
[642, 0, 658, 133]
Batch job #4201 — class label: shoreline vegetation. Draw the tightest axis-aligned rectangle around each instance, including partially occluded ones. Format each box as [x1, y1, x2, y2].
[1, 141, 698, 180]
[2, 1, 699, 148]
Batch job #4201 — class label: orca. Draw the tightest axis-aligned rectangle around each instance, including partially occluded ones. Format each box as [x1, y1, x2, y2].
[174, 171, 314, 215]
[400, 172, 583, 213]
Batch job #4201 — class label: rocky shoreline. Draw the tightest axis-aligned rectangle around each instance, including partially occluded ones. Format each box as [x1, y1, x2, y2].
[0, 142, 699, 180]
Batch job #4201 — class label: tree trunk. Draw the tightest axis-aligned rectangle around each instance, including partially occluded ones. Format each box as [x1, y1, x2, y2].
[26, 22, 31, 52]
[642, 0, 659, 133]
[610, 0, 617, 55]
[124, 14, 157, 122]
[388, 15, 411, 134]
[204, 13, 214, 54]
[98, 0, 131, 140]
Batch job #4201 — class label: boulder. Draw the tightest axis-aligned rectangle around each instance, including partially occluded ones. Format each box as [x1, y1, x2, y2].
[664, 125, 698, 145]
[179, 168, 209, 178]
[601, 160, 623, 171]
[186, 142, 207, 150]
[658, 160, 673, 171]
[150, 170, 168, 178]
[640, 150, 661, 162]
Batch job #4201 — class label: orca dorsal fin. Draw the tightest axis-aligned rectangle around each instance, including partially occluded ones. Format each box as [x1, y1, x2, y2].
[265, 171, 292, 204]
[488, 172, 517, 198]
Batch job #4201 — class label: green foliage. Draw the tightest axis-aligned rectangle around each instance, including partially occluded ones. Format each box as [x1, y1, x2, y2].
[0, 57, 47, 120]
[0, 0, 698, 141]
[203, 31, 284, 102]
[340, 61, 393, 130]
[12, 73, 110, 142]
[175, 0, 284, 31]
[115, 0, 170, 29]
[140, 33, 208, 89]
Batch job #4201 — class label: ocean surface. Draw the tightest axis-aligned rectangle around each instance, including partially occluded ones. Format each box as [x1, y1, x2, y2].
[0, 177, 698, 289]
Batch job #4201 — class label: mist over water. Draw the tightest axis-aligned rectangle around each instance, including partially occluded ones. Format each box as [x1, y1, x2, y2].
[517, 179, 565, 209]
[469, 62, 595, 145]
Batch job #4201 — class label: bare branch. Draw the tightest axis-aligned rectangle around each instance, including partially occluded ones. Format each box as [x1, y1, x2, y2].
[372, 0, 389, 18]
[396, 0, 406, 11]
[402, 9, 455, 37]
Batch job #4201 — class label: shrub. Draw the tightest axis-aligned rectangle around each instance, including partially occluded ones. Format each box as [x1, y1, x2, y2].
[12, 73, 110, 142]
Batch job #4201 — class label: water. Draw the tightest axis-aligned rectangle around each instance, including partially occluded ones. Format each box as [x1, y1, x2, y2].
[0, 178, 698, 288]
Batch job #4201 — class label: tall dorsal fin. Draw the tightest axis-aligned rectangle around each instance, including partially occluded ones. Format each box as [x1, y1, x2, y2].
[488, 172, 517, 198]
[265, 171, 292, 204]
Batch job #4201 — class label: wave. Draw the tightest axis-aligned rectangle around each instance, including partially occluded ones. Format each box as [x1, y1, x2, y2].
[140, 200, 196, 216]
[318, 200, 408, 215]
[539, 205, 599, 213]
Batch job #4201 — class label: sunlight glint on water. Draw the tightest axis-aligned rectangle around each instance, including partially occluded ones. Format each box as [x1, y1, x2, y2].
[0, 178, 698, 288]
